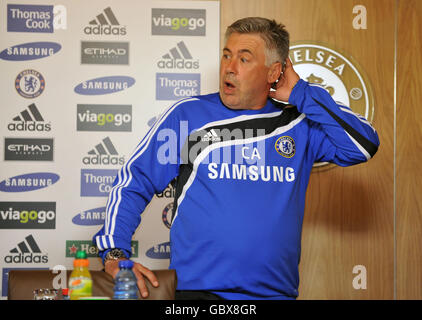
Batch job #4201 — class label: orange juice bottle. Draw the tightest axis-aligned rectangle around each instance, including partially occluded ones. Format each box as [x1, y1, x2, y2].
[68, 250, 92, 300]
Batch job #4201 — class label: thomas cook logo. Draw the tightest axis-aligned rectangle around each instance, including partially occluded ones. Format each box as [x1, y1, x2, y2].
[289, 42, 375, 169]
[275, 136, 295, 158]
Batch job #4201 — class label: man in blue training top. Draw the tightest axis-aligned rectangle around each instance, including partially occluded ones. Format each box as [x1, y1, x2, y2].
[93, 17, 379, 300]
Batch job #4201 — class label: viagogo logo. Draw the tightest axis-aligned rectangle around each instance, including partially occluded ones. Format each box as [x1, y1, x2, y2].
[151, 8, 206, 36]
[0, 202, 56, 229]
[77, 104, 132, 132]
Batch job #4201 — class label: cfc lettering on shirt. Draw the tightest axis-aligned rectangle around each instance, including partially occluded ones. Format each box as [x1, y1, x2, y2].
[208, 163, 295, 182]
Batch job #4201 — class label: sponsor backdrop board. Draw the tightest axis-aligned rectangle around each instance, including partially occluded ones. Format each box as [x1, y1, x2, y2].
[0, 0, 220, 297]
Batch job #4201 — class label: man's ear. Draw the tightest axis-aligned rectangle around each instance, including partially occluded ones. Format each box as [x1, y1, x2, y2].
[267, 62, 282, 84]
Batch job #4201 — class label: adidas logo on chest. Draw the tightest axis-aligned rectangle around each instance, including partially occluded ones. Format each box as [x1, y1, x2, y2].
[201, 129, 221, 142]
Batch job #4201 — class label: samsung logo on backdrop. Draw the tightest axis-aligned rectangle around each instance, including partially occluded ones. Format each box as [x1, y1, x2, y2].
[74, 76, 135, 95]
[0, 173, 59, 192]
[146, 241, 170, 259]
[72, 207, 106, 226]
[0, 42, 61, 61]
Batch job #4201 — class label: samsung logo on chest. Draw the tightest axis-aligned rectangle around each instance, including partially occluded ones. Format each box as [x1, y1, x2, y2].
[0, 173, 59, 192]
[74, 76, 135, 95]
[0, 42, 61, 61]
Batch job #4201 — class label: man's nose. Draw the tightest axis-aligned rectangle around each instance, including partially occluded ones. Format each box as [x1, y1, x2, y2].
[225, 57, 238, 74]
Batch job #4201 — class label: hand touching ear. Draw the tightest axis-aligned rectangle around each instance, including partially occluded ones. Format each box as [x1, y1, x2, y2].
[269, 58, 300, 103]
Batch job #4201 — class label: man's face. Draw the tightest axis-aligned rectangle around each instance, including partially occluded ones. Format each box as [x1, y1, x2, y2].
[219, 32, 272, 110]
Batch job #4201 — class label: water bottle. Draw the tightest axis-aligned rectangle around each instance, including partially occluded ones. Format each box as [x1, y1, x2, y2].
[113, 260, 139, 300]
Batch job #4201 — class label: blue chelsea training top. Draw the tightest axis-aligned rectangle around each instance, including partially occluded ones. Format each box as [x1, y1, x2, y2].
[93, 79, 379, 299]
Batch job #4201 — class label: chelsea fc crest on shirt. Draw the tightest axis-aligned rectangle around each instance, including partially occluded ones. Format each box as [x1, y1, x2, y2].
[289, 41, 375, 169]
[275, 136, 295, 158]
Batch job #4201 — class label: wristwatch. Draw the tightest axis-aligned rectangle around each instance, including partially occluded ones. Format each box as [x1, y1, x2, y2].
[104, 248, 127, 264]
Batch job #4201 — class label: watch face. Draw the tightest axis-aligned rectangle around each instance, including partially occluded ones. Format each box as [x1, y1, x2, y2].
[107, 249, 125, 259]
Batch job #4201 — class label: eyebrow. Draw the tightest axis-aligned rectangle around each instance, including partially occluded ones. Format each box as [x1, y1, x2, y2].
[223, 47, 254, 55]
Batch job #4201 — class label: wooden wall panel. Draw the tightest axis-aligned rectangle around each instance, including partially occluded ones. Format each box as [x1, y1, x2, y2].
[397, 0, 422, 300]
[219, 0, 395, 299]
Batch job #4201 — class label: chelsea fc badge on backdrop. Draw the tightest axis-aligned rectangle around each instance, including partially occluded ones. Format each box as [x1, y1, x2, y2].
[275, 136, 296, 158]
[15, 69, 45, 99]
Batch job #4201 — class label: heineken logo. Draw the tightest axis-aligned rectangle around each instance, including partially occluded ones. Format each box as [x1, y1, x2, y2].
[66, 240, 138, 258]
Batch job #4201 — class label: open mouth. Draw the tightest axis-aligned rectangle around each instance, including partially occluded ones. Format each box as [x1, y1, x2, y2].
[224, 80, 236, 90]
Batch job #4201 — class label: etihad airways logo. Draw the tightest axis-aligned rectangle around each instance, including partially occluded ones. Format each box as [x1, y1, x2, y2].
[84, 7, 126, 36]
[81, 41, 129, 65]
[4, 138, 53, 161]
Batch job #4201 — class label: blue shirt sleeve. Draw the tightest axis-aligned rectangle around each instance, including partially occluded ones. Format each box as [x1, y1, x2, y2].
[289, 79, 380, 166]
[93, 102, 184, 259]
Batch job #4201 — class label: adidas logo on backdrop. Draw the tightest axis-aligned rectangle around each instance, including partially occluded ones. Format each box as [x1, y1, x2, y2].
[7, 103, 51, 132]
[4, 235, 48, 264]
[82, 136, 125, 165]
[157, 41, 199, 69]
[84, 7, 126, 35]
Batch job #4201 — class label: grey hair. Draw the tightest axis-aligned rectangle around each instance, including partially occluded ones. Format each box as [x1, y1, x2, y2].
[225, 17, 290, 66]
